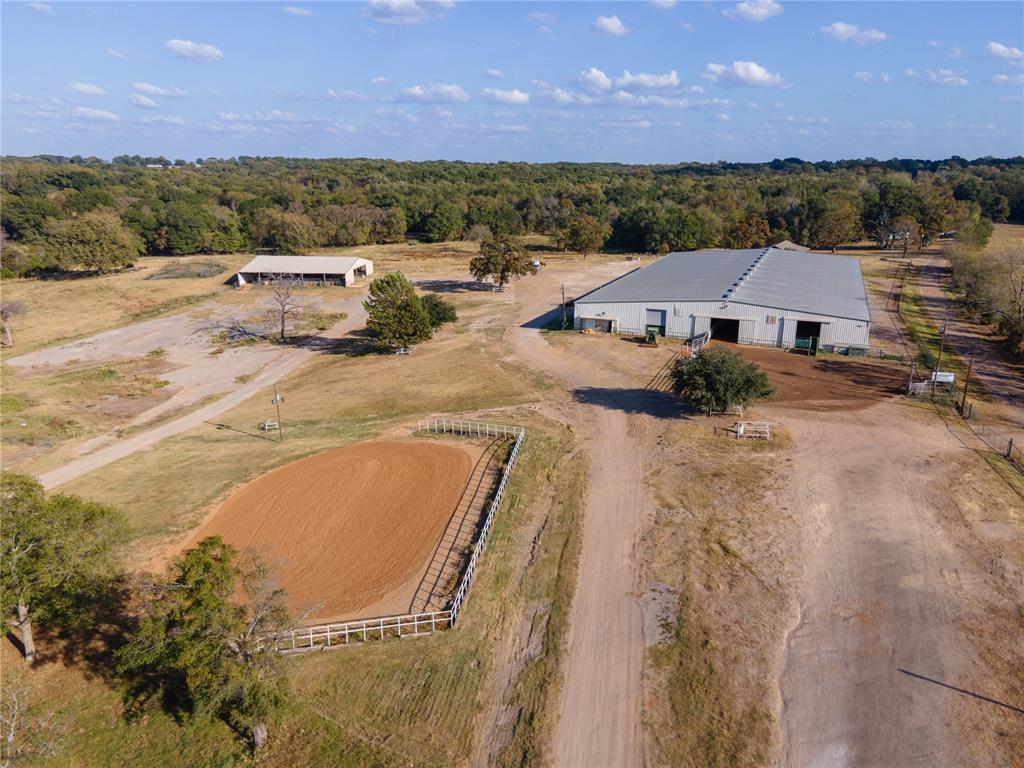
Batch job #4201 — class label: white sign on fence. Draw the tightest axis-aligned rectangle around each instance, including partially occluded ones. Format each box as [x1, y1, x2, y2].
[930, 371, 955, 384]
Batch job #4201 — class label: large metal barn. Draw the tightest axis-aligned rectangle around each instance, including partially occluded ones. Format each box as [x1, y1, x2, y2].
[573, 246, 871, 353]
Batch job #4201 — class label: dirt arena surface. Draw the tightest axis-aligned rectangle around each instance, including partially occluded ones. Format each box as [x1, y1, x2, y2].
[725, 342, 909, 411]
[186, 440, 477, 621]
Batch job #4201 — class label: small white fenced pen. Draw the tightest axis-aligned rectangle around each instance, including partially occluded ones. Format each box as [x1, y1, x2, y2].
[269, 418, 525, 653]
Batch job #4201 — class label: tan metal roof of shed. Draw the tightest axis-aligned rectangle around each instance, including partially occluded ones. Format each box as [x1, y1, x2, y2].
[238, 255, 369, 275]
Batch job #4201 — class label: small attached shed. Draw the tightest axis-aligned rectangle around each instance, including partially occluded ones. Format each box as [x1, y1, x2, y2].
[236, 255, 373, 287]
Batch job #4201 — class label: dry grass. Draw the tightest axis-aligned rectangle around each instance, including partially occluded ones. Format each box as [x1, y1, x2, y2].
[0, 357, 175, 469]
[644, 421, 797, 768]
[0, 254, 253, 354]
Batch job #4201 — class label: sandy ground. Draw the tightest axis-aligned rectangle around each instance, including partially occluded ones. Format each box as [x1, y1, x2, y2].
[179, 440, 475, 622]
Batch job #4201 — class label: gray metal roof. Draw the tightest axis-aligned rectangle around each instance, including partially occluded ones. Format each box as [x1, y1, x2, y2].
[576, 247, 870, 322]
[238, 255, 369, 275]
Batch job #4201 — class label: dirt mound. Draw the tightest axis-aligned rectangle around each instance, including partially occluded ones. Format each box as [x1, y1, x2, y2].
[188, 440, 475, 620]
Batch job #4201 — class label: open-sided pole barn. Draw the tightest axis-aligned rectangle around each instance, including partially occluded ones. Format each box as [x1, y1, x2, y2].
[236, 255, 373, 287]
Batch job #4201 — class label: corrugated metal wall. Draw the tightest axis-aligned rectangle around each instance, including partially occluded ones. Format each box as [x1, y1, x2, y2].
[572, 300, 870, 348]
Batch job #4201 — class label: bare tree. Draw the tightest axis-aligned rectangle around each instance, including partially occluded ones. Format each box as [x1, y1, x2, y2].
[261, 274, 306, 342]
[1, 671, 64, 767]
[0, 301, 25, 348]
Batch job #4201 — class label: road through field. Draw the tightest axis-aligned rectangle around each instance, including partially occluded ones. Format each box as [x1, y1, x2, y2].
[506, 261, 654, 767]
[36, 301, 367, 490]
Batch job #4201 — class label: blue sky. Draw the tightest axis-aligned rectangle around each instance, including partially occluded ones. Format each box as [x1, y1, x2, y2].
[2, 1, 1022, 162]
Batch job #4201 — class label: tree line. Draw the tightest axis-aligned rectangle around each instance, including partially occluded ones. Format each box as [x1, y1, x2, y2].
[2, 155, 1022, 275]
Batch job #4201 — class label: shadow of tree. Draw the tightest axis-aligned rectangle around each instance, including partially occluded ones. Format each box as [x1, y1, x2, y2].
[414, 279, 493, 294]
[572, 387, 694, 418]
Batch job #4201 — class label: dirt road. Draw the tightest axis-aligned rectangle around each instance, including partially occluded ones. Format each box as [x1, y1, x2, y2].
[915, 250, 1024, 439]
[503, 260, 658, 767]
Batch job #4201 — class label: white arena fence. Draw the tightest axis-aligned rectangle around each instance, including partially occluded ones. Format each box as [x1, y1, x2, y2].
[269, 418, 525, 653]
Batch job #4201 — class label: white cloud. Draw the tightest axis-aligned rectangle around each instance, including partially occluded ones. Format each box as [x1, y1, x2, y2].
[129, 93, 158, 108]
[364, 0, 454, 26]
[483, 88, 529, 104]
[854, 71, 892, 84]
[925, 68, 969, 87]
[528, 12, 555, 33]
[74, 106, 120, 122]
[218, 109, 304, 123]
[927, 40, 943, 48]
[165, 39, 224, 62]
[485, 68, 505, 80]
[820, 22, 889, 45]
[578, 67, 613, 92]
[617, 69, 679, 89]
[993, 73, 1024, 85]
[399, 82, 470, 103]
[492, 123, 529, 133]
[68, 81, 108, 96]
[325, 88, 366, 102]
[601, 118, 652, 130]
[133, 82, 187, 97]
[723, 0, 783, 22]
[370, 76, 390, 85]
[679, 20, 693, 31]
[140, 115, 185, 125]
[950, 45, 962, 60]
[105, 48, 127, 60]
[532, 80, 594, 106]
[702, 60, 787, 88]
[904, 68, 918, 77]
[593, 15, 628, 36]
[988, 41, 1024, 61]
[648, 0, 677, 9]
[28, 2, 55, 15]
[284, 6, 313, 16]
[611, 92, 690, 108]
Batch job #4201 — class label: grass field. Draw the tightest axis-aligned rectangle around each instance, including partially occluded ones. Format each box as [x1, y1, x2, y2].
[0, 254, 253, 354]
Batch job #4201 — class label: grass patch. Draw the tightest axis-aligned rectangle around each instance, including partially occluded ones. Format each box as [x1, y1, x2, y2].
[144, 259, 227, 280]
[900, 272, 965, 377]
[645, 422, 793, 768]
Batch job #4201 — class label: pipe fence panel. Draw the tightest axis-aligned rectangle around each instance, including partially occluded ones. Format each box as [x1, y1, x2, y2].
[271, 418, 526, 653]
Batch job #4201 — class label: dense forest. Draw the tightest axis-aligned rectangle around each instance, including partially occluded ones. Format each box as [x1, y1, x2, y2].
[1, 154, 1022, 276]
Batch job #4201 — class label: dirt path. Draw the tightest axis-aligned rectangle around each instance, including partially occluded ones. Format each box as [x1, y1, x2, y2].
[500, 260, 659, 767]
[915, 251, 1024, 439]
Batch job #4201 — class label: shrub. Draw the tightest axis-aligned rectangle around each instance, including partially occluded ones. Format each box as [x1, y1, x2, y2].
[671, 346, 775, 414]
[422, 294, 458, 328]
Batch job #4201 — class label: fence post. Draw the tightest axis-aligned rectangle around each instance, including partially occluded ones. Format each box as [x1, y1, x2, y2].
[1008, 438, 1015, 460]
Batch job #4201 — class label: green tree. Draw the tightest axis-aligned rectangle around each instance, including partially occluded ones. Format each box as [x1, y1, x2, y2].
[555, 213, 611, 258]
[424, 201, 463, 243]
[470, 234, 532, 290]
[421, 293, 458, 328]
[44, 212, 142, 273]
[0, 473, 126, 660]
[363, 272, 433, 349]
[116, 537, 291, 751]
[670, 346, 776, 414]
[723, 213, 770, 249]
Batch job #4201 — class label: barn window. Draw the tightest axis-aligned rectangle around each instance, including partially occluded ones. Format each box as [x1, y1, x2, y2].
[766, 315, 777, 325]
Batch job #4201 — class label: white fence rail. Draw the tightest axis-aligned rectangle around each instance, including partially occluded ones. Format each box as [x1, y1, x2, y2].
[270, 418, 525, 653]
[690, 330, 711, 357]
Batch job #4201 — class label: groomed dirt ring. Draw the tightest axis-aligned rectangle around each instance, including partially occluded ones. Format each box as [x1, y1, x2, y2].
[190, 440, 474, 620]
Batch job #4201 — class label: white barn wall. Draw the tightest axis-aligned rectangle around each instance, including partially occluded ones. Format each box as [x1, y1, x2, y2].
[573, 299, 870, 349]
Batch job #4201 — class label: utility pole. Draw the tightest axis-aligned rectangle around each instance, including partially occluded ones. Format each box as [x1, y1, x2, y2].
[959, 349, 974, 416]
[272, 384, 284, 442]
[561, 284, 567, 330]
[931, 312, 948, 401]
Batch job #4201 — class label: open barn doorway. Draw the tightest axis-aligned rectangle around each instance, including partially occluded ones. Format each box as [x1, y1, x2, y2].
[710, 318, 740, 343]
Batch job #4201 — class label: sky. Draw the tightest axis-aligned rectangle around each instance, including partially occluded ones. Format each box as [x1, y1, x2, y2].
[2, 0, 1023, 163]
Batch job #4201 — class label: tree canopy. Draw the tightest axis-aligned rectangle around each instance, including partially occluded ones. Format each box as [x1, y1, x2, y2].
[0, 473, 126, 660]
[363, 272, 433, 349]
[670, 346, 776, 414]
[116, 537, 291, 751]
[470, 234, 533, 290]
